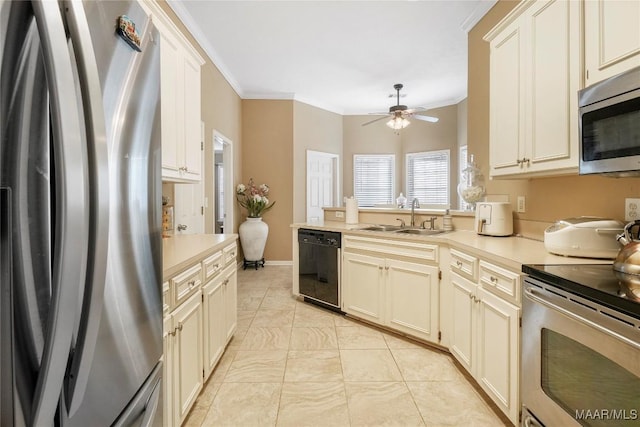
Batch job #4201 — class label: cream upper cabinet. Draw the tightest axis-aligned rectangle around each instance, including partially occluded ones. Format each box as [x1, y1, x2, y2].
[141, 1, 205, 183]
[485, 0, 581, 178]
[584, 0, 640, 85]
[159, 28, 203, 182]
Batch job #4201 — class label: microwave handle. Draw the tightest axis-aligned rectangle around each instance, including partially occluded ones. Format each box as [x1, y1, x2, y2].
[524, 287, 640, 351]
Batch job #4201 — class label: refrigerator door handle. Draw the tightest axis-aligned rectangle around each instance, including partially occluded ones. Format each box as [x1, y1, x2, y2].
[30, 1, 89, 425]
[139, 378, 161, 427]
[62, 0, 110, 416]
[0, 188, 14, 426]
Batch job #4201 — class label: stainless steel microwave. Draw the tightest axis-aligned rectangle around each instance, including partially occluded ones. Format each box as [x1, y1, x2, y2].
[579, 65, 640, 176]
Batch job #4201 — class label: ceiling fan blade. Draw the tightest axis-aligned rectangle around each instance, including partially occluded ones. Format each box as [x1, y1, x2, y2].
[405, 107, 428, 114]
[362, 115, 391, 126]
[412, 114, 439, 123]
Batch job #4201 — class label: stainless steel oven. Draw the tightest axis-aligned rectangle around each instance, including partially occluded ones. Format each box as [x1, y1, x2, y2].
[522, 265, 640, 427]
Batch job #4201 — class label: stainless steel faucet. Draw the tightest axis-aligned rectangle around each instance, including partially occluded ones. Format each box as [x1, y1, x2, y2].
[410, 198, 420, 227]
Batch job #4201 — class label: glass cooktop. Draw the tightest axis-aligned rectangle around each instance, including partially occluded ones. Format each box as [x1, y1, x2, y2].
[523, 264, 640, 320]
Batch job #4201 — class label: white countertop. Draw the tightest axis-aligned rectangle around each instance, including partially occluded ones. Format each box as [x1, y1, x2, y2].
[163, 233, 238, 281]
[291, 221, 611, 271]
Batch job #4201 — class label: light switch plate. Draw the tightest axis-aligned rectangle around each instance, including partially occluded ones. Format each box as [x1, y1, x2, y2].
[335, 211, 344, 218]
[625, 198, 640, 221]
[517, 196, 526, 213]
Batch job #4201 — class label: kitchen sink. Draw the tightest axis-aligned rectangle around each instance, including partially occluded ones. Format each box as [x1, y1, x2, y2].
[394, 228, 447, 235]
[360, 225, 404, 232]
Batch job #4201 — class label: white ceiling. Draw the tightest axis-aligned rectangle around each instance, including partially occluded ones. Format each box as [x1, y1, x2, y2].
[168, 1, 497, 115]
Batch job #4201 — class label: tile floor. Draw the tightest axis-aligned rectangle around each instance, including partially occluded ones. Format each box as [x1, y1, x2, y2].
[183, 265, 510, 427]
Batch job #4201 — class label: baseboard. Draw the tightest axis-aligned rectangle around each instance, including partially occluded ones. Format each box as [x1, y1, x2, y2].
[264, 260, 293, 266]
[236, 260, 293, 268]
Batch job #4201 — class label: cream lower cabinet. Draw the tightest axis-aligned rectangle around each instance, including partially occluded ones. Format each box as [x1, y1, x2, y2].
[170, 290, 203, 426]
[203, 262, 237, 377]
[449, 249, 520, 426]
[342, 252, 385, 324]
[342, 236, 440, 344]
[164, 240, 238, 426]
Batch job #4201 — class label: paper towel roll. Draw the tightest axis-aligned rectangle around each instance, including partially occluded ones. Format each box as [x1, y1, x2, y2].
[345, 197, 359, 224]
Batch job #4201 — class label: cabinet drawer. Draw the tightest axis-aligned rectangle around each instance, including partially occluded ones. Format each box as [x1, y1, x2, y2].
[223, 242, 237, 266]
[202, 251, 223, 281]
[449, 249, 478, 282]
[343, 235, 438, 263]
[171, 263, 202, 307]
[479, 260, 520, 303]
[163, 281, 171, 314]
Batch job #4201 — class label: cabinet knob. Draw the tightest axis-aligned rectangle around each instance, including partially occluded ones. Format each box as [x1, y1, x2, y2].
[490, 276, 498, 283]
[456, 260, 463, 267]
[177, 224, 188, 231]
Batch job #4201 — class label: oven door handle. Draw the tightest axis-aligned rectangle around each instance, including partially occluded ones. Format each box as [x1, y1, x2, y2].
[524, 287, 640, 351]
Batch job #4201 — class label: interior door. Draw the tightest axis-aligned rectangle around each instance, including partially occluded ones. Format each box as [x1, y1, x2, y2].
[306, 150, 338, 222]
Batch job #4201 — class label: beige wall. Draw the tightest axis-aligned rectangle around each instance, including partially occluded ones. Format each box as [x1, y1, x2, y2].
[157, 1, 243, 234]
[343, 115, 401, 200]
[343, 104, 461, 208]
[241, 100, 294, 261]
[293, 101, 343, 222]
[469, 0, 640, 238]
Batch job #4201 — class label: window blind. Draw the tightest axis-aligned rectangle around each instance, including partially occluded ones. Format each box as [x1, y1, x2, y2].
[353, 154, 395, 207]
[459, 146, 469, 210]
[406, 150, 450, 205]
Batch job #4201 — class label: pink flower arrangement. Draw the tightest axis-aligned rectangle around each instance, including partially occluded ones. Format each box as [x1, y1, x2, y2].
[236, 178, 276, 218]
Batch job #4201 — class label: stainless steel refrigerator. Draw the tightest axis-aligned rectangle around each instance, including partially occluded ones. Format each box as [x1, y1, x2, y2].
[0, 0, 163, 425]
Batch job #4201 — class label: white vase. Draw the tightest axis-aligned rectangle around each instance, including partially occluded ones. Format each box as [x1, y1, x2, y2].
[238, 217, 269, 261]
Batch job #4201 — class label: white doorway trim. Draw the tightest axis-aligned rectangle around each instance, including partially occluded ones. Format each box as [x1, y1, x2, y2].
[214, 130, 234, 234]
[306, 150, 340, 222]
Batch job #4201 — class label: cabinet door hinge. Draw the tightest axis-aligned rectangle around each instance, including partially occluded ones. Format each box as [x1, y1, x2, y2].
[201, 141, 204, 151]
[438, 270, 442, 281]
[202, 293, 204, 303]
[519, 317, 522, 328]
[438, 331, 442, 342]
[201, 206, 205, 215]
[203, 369, 205, 379]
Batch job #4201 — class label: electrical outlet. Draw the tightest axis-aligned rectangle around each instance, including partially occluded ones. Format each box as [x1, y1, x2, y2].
[335, 211, 344, 218]
[517, 196, 526, 213]
[625, 198, 640, 221]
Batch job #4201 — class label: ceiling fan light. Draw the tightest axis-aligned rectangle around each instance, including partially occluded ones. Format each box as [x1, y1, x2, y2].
[386, 116, 410, 130]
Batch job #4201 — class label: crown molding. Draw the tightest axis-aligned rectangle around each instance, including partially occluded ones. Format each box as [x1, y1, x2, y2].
[460, 0, 498, 33]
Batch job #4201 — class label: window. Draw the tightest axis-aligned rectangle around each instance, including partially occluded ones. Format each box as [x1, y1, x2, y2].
[406, 149, 450, 205]
[459, 145, 469, 210]
[353, 154, 395, 207]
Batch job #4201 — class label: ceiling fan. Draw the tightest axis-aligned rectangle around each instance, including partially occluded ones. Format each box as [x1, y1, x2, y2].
[362, 83, 439, 130]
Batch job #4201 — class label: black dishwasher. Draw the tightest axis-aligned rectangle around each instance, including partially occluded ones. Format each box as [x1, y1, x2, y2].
[298, 229, 342, 311]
